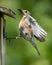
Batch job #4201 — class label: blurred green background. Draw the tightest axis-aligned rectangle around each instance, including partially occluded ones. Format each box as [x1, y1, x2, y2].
[0, 0, 52, 65]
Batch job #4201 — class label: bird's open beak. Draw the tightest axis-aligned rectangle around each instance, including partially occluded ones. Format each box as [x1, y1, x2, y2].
[18, 9, 23, 14]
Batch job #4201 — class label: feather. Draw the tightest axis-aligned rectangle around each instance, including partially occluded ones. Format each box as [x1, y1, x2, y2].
[26, 15, 47, 42]
[31, 37, 40, 55]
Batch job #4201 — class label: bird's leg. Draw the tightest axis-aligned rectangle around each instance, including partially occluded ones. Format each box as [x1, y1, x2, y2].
[16, 35, 23, 39]
[16, 32, 23, 39]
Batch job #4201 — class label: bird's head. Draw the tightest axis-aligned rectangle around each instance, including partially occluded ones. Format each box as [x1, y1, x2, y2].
[18, 9, 30, 16]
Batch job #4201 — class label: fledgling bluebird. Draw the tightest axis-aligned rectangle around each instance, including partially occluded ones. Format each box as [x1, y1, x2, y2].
[18, 9, 47, 55]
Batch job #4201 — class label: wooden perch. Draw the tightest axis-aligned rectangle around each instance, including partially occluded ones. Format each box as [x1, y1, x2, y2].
[0, 6, 16, 65]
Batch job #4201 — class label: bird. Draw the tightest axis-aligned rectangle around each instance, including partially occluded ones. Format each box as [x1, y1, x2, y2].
[18, 9, 47, 55]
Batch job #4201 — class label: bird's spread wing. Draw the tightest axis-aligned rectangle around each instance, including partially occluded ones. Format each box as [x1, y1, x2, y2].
[26, 15, 47, 42]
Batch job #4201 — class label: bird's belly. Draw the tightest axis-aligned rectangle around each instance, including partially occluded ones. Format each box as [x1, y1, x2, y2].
[19, 19, 33, 41]
[19, 26, 32, 41]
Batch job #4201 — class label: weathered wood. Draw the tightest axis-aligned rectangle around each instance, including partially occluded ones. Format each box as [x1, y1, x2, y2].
[0, 17, 6, 65]
[0, 6, 16, 65]
[0, 17, 1, 65]
[0, 7, 16, 18]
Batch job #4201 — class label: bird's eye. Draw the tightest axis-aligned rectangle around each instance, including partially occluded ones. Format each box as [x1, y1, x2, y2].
[25, 11, 27, 13]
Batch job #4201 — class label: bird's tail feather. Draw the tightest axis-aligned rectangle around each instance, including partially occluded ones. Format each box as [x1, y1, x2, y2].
[31, 37, 40, 55]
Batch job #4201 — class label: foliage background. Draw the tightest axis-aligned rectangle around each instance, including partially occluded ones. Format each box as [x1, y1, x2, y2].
[0, 0, 52, 65]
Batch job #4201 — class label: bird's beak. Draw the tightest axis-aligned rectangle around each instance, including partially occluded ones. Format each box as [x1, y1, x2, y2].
[18, 9, 23, 14]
